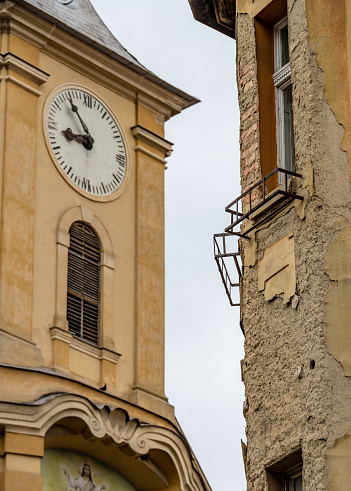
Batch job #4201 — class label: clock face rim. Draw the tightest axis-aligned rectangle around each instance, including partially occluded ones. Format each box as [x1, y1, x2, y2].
[43, 83, 131, 203]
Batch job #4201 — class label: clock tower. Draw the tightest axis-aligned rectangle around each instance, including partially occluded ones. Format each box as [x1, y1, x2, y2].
[0, 1, 210, 490]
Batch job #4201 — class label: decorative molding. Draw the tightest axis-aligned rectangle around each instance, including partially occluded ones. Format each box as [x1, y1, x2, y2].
[134, 146, 168, 165]
[0, 52, 49, 96]
[131, 384, 169, 403]
[69, 335, 121, 364]
[55, 206, 116, 352]
[50, 326, 73, 344]
[0, 393, 211, 491]
[5, 7, 198, 117]
[57, 206, 114, 262]
[273, 62, 291, 88]
[55, 329, 117, 362]
[0, 52, 49, 84]
[1, 75, 41, 96]
[0, 326, 37, 346]
[131, 125, 173, 157]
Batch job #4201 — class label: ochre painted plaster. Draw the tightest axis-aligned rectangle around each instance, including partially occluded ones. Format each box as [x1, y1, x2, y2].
[237, 0, 286, 22]
[326, 435, 351, 490]
[324, 279, 351, 376]
[305, 0, 351, 179]
[324, 227, 351, 375]
[324, 226, 351, 281]
[0, 3, 190, 421]
[258, 234, 295, 303]
[237, 0, 273, 18]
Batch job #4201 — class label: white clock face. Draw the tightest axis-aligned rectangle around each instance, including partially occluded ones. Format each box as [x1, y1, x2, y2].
[44, 86, 128, 201]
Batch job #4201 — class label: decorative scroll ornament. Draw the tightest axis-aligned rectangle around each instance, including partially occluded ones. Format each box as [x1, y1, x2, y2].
[273, 62, 292, 88]
[0, 393, 210, 491]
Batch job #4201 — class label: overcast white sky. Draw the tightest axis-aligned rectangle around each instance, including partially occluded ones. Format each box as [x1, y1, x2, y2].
[90, 1, 246, 489]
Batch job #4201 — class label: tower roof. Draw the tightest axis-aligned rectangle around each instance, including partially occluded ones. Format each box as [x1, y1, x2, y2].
[11, 0, 198, 106]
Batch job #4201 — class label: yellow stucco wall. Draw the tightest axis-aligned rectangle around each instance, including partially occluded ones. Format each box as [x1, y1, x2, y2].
[305, 0, 351, 178]
[257, 233, 296, 304]
[324, 226, 351, 375]
[326, 435, 351, 490]
[0, 4, 182, 420]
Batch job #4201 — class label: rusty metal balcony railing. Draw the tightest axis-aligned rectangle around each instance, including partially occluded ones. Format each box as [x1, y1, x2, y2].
[225, 167, 303, 238]
[214, 233, 242, 307]
[213, 167, 303, 306]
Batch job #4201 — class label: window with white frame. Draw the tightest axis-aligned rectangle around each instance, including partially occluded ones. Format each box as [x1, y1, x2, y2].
[285, 465, 303, 491]
[273, 17, 295, 176]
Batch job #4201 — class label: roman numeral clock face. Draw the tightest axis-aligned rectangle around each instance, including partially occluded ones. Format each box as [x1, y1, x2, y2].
[44, 85, 129, 201]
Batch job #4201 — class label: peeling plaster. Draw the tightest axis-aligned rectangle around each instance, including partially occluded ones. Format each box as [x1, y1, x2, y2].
[324, 227, 351, 376]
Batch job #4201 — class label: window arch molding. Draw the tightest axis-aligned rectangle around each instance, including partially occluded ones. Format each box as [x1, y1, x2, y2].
[54, 206, 115, 350]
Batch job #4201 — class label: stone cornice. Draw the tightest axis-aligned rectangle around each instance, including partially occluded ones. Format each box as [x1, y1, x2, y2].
[131, 125, 173, 157]
[5, 3, 199, 117]
[0, 52, 50, 84]
[0, 51, 50, 95]
[50, 326, 121, 363]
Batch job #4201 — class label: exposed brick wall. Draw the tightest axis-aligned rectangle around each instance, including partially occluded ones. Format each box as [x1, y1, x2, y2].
[236, 14, 262, 212]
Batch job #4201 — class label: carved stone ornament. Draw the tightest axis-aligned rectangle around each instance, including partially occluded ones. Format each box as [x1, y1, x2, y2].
[0, 393, 209, 491]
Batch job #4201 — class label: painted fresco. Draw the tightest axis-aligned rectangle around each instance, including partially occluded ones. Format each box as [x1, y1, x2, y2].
[42, 449, 136, 491]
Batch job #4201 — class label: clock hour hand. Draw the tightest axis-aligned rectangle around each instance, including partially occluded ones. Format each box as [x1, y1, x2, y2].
[62, 128, 94, 150]
[67, 94, 94, 149]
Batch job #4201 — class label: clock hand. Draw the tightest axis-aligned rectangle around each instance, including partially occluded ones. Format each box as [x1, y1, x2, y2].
[67, 94, 94, 150]
[62, 128, 94, 150]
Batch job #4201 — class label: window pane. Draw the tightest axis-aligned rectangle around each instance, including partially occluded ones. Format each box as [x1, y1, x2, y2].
[283, 85, 295, 172]
[281, 25, 289, 66]
[294, 475, 303, 491]
[67, 222, 100, 344]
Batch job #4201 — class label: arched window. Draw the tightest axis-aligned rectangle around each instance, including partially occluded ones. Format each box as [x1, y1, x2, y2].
[67, 222, 100, 344]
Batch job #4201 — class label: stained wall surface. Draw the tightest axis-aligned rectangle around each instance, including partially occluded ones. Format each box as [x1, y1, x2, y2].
[235, 0, 351, 489]
[0, 2, 211, 490]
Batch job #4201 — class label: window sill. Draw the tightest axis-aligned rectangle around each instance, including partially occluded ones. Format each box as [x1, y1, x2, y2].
[50, 326, 121, 389]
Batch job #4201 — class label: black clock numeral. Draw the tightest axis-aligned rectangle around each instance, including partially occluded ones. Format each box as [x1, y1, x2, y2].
[81, 178, 92, 192]
[101, 182, 107, 194]
[116, 154, 126, 167]
[48, 121, 58, 131]
[83, 94, 93, 108]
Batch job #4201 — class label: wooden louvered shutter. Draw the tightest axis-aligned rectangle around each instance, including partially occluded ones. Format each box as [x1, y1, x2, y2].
[67, 222, 100, 344]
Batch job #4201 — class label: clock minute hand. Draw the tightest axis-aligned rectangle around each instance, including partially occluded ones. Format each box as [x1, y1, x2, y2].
[67, 95, 94, 149]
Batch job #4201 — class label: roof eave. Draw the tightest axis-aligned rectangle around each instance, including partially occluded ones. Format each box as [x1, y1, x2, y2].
[188, 0, 236, 39]
[9, 0, 199, 111]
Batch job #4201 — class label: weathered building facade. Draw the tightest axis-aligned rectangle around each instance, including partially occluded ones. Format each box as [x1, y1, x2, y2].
[0, 1, 210, 490]
[190, 0, 351, 489]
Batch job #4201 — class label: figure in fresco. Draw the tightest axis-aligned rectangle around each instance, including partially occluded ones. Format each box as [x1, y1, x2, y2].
[63, 462, 107, 491]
